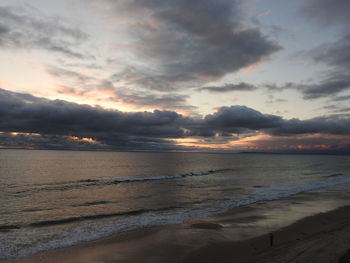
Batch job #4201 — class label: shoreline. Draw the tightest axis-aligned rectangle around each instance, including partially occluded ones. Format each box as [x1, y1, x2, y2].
[3, 188, 350, 263]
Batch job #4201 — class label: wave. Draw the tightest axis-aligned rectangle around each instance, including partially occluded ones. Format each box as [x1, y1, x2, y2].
[34, 206, 180, 228]
[0, 225, 20, 232]
[11, 169, 232, 195]
[91, 170, 217, 184]
[0, 206, 180, 233]
[325, 173, 344, 177]
[71, 201, 110, 207]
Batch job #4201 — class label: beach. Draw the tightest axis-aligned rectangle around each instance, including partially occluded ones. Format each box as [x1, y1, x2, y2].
[2, 0, 350, 261]
[4, 186, 350, 263]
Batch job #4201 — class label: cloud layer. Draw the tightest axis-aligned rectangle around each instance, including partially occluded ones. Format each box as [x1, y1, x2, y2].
[1, 88, 349, 151]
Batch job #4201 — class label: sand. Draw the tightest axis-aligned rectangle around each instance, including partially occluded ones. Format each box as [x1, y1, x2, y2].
[3, 189, 350, 263]
[182, 205, 350, 263]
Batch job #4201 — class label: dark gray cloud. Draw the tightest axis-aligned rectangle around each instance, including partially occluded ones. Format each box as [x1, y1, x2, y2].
[298, 73, 350, 99]
[1, 88, 350, 150]
[185, 105, 283, 137]
[0, 88, 186, 145]
[0, 24, 9, 35]
[264, 73, 350, 100]
[197, 107, 350, 138]
[0, 132, 107, 150]
[267, 115, 350, 136]
[0, 5, 91, 59]
[301, 0, 350, 27]
[323, 105, 339, 111]
[333, 95, 350, 102]
[332, 108, 350, 113]
[323, 104, 350, 114]
[90, 0, 280, 85]
[198, 83, 257, 93]
[205, 106, 283, 130]
[311, 34, 350, 69]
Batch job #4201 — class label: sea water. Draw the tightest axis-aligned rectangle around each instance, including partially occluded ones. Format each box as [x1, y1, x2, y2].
[1, 149, 350, 259]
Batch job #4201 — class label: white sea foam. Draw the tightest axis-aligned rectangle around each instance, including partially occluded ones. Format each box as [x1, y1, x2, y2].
[11, 170, 220, 195]
[98, 171, 213, 183]
[1, 175, 350, 260]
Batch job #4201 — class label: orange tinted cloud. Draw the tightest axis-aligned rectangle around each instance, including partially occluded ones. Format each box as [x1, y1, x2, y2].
[243, 61, 261, 75]
[173, 133, 350, 151]
[172, 137, 234, 149]
[231, 133, 350, 151]
[69, 136, 98, 144]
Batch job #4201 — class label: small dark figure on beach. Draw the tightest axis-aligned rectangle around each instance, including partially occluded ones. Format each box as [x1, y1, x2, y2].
[269, 233, 274, 246]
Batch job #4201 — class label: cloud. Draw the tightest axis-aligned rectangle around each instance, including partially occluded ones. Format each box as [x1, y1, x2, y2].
[332, 108, 350, 113]
[0, 5, 91, 59]
[198, 83, 257, 93]
[201, 106, 350, 138]
[108, 67, 175, 92]
[323, 104, 350, 114]
[265, 36, 350, 99]
[298, 73, 350, 99]
[205, 106, 283, 130]
[47, 66, 98, 85]
[185, 105, 284, 137]
[262, 35, 350, 100]
[286, 31, 350, 99]
[264, 73, 350, 100]
[278, 0, 350, 100]
[311, 34, 350, 69]
[114, 90, 196, 111]
[301, 0, 350, 27]
[1, 88, 350, 151]
[0, 23, 9, 35]
[47, 65, 197, 112]
[87, 0, 281, 85]
[333, 95, 350, 102]
[0, 132, 107, 150]
[265, 94, 288, 104]
[299, 32, 350, 100]
[0, 88, 186, 144]
[267, 115, 350, 136]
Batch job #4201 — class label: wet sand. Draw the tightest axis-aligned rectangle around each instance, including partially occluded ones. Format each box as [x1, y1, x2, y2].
[3, 188, 350, 263]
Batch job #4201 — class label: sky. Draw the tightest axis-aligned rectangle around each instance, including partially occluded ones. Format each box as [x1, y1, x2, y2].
[0, 0, 350, 152]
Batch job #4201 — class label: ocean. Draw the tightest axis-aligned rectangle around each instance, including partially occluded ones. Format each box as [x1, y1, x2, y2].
[1, 149, 350, 260]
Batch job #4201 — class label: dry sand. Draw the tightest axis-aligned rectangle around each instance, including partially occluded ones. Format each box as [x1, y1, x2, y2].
[3, 190, 350, 263]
